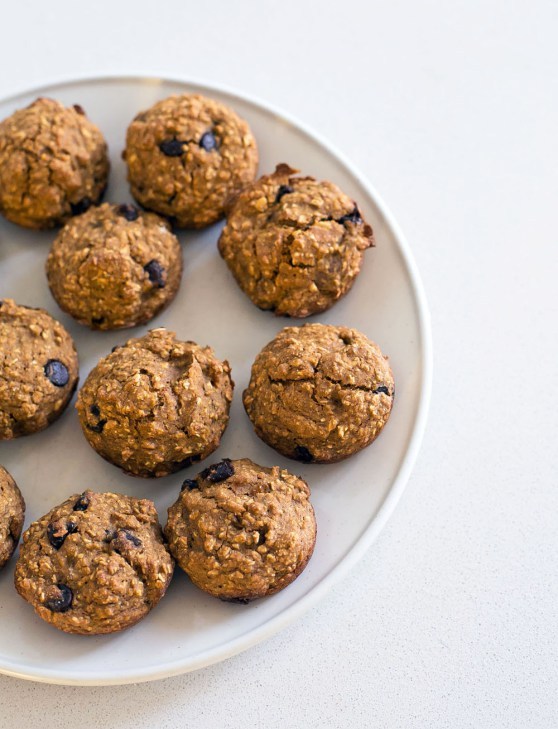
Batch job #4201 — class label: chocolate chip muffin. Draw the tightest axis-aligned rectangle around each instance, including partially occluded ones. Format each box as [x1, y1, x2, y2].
[123, 93, 258, 228]
[76, 328, 234, 478]
[46, 203, 183, 330]
[0, 299, 79, 439]
[14, 490, 174, 635]
[0, 465, 25, 571]
[0, 97, 109, 229]
[243, 323, 394, 463]
[218, 164, 374, 317]
[165, 458, 316, 602]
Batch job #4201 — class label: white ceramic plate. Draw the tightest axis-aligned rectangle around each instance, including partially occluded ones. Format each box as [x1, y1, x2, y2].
[0, 76, 432, 685]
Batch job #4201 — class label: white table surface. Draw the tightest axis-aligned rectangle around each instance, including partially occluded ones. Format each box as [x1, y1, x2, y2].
[1, 1, 556, 726]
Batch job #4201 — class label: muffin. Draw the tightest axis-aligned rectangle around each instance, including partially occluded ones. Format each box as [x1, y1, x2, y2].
[0, 97, 109, 229]
[46, 202, 183, 330]
[124, 93, 258, 228]
[218, 164, 374, 317]
[76, 328, 234, 477]
[14, 490, 174, 635]
[165, 458, 316, 602]
[0, 465, 25, 570]
[0, 299, 79, 439]
[243, 323, 394, 463]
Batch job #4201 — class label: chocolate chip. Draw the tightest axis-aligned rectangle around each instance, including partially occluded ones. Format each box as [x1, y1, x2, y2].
[294, 445, 313, 463]
[373, 386, 390, 395]
[144, 260, 166, 288]
[44, 360, 69, 387]
[175, 454, 201, 470]
[159, 139, 184, 157]
[92, 316, 105, 325]
[337, 206, 362, 226]
[200, 459, 235, 483]
[44, 584, 73, 613]
[276, 184, 293, 202]
[116, 203, 139, 221]
[181, 478, 198, 492]
[73, 493, 90, 511]
[73, 104, 85, 116]
[90, 404, 100, 417]
[199, 131, 217, 151]
[87, 419, 106, 433]
[47, 521, 78, 550]
[70, 197, 92, 216]
[111, 345, 122, 353]
[220, 596, 251, 604]
[121, 529, 142, 547]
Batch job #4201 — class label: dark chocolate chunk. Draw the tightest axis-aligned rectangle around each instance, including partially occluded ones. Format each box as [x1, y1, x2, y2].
[144, 260, 166, 288]
[44, 359, 69, 387]
[70, 197, 92, 216]
[121, 529, 142, 547]
[90, 404, 100, 417]
[199, 131, 217, 151]
[73, 493, 90, 511]
[373, 386, 390, 395]
[276, 184, 293, 202]
[159, 139, 184, 157]
[220, 596, 251, 604]
[87, 419, 106, 433]
[116, 203, 139, 221]
[47, 521, 78, 550]
[44, 584, 73, 612]
[175, 454, 201, 471]
[200, 459, 235, 483]
[73, 104, 85, 115]
[294, 445, 313, 463]
[181, 478, 198, 492]
[337, 206, 362, 226]
[91, 316, 105, 325]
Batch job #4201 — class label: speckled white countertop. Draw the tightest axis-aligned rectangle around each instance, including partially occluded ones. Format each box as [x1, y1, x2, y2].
[1, 1, 557, 726]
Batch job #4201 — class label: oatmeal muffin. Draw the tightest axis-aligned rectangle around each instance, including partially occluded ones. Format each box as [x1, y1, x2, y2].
[0, 465, 25, 571]
[46, 202, 183, 330]
[243, 323, 394, 463]
[165, 458, 316, 602]
[0, 299, 79, 439]
[0, 97, 109, 229]
[123, 93, 258, 228]
[76, 328, 234, 478]
[14, 490, 174, 635]
[218, 164, 374, 317]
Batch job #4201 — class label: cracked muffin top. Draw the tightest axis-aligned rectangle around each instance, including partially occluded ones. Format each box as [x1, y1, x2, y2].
[0, 465, 25, 571]
[76, 328, 234, 478]
[124, 93, 258, 229]
[14, 490, 174, 635]
[46, 202, 183, 330]
[243, 323, 394, 463]
[0, 299, 79, 439]
[0, 97, 109, 229]
[218, 164, 374, 317]
[165, 458, 316, 602]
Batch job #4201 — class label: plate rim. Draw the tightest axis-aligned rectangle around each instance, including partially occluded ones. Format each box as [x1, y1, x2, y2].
[0, 73, 433, 686]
